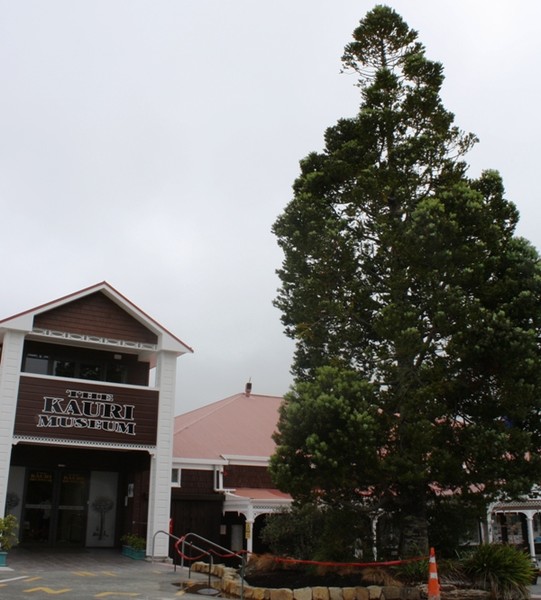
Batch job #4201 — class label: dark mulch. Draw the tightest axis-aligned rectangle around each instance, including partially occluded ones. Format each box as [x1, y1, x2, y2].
[244, 569, 364, 589]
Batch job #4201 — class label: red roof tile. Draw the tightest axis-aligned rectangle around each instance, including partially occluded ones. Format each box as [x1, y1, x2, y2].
[173, 392, 283, 460]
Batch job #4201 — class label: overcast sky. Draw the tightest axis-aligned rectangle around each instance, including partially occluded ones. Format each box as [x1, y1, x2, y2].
[1, 1, 539, 414]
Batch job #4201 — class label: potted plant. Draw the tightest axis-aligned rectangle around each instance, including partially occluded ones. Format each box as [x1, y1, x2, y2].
[0, 514, 18, 566]
[121, 533, 146, 560]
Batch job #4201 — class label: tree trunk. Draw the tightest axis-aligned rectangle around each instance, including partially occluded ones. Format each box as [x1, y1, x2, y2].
[399, 502, 429, 557]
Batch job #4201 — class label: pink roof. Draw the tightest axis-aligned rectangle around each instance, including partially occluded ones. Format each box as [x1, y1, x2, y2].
[173, 392, 283, 460]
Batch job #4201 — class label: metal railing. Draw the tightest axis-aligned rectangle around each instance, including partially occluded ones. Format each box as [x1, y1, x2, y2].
[152, 530, 246, 599]
[151, 530, 218, 590]
[179, 532, 244, 568]
[151, 530, 186, 572]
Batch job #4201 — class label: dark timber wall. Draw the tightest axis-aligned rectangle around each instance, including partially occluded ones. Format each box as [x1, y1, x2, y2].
[34, 292, 158, 344]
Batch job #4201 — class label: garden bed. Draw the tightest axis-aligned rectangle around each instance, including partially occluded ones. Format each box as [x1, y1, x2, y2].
[244, 569, 364, 590]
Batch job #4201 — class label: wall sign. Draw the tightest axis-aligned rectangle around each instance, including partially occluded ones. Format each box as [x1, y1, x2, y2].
[38, 389, 136, 435]
[15, 376, 159, 445]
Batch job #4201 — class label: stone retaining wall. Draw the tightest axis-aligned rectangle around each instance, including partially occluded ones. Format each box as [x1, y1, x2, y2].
[190, 561, 421, 600]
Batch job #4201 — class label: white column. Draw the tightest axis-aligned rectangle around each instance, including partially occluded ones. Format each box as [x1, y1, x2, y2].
[371, 514, 379, 561]
[244, 504, 255, 554]
[526, 512, 536, 560]
[0, 330, 25, 516]
[146, 349, 178, 557]
[486, 504, 495, 543]
[245, 519, 254, 553]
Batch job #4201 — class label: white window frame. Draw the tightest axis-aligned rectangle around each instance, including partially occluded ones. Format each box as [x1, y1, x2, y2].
[171, 467, 181, 487]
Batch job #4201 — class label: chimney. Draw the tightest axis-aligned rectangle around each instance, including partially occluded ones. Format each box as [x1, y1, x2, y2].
[245, 381, 252, 397]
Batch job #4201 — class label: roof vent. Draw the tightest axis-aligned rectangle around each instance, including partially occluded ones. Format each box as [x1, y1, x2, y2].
[245, 380, 252, 397]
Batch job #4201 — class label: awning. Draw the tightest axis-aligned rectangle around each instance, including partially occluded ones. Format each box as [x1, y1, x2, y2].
[223, 488, 292, 520]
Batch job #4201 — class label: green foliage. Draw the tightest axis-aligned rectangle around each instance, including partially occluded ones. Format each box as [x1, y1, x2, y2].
[260, 504, 320, 559]
[427, 499, 483, 558]
[461, 544, 535, 600]
[270, 367, 382, 503]
[0, 514, 18, 551]
[393, 556, 473, 587]
[272, 3, 541, 557]
[121, 533, 146, 551]
[392, 558, 428, 585]
[261, 502, 373, 562]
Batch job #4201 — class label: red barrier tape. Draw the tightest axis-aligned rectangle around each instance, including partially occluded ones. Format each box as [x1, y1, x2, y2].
[173, 535, 425, 568]
[173, 536, 247, 562]
[271, 555, 427, 568]
[176, 549, 210, 562]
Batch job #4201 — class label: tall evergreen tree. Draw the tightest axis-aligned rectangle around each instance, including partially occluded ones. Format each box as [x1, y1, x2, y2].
[271, 5, 541, 556]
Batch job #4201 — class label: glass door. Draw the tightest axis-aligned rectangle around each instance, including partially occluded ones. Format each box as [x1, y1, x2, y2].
[55, 472, 88, 546]
[22, 469, 54, 543]
[22, 469, 89, 546]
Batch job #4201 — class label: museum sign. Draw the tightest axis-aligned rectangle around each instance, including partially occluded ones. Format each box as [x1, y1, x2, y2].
[14, 376, 159, 445]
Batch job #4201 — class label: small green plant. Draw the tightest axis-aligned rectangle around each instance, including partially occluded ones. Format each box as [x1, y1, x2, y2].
[461, 544, 535, 600]
[393, 557, 469, 587]
[392, 558, 429, 585]
[121, 533, 146, 551]
[0, 514, 18, 551]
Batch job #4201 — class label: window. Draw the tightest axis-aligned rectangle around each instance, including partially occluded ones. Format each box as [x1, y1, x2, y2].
[21, 341, 148, 386]
[79, 363, 102, 381]
[53, 360, 76, 378]
[25, 354, 50, 375]
[214, 466, 224, 491]
[106, 364, 127, 384]
[171, 468, 181, 486]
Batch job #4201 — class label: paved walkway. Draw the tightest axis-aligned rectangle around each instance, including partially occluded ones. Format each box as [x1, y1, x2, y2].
[3, 549, 541, 600]
[0, 548, 216, 600]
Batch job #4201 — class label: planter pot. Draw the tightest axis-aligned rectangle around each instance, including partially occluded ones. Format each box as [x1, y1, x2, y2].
[122, 545, 145, 560]
[0, 552, 7, 567]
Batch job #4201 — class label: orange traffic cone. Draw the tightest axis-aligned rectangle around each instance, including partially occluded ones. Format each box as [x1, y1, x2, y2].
[427, 547, 440, 600]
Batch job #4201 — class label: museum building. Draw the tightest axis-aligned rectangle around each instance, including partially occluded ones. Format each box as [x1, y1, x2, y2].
[0, 282, 192, 558]
[4, 283, 541, 562]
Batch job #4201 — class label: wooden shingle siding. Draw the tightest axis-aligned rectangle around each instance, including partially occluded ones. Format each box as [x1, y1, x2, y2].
[224, 465, 274, 489]
[34, 292, 158, 345]
[177, 470, 215, 495]
[170, 493, 223, 544]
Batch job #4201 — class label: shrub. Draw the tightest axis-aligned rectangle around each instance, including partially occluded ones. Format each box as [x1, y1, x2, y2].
[261, 502, 373, 562]
[121, 533, 146, 551]
[392, 558, 429, 585]
[0, 515, 18, 551]
[392, 556, 470, 587]
[261, 504, 321, 559]
[461, 544, 535, 600]
[427, 498, 484, 558]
